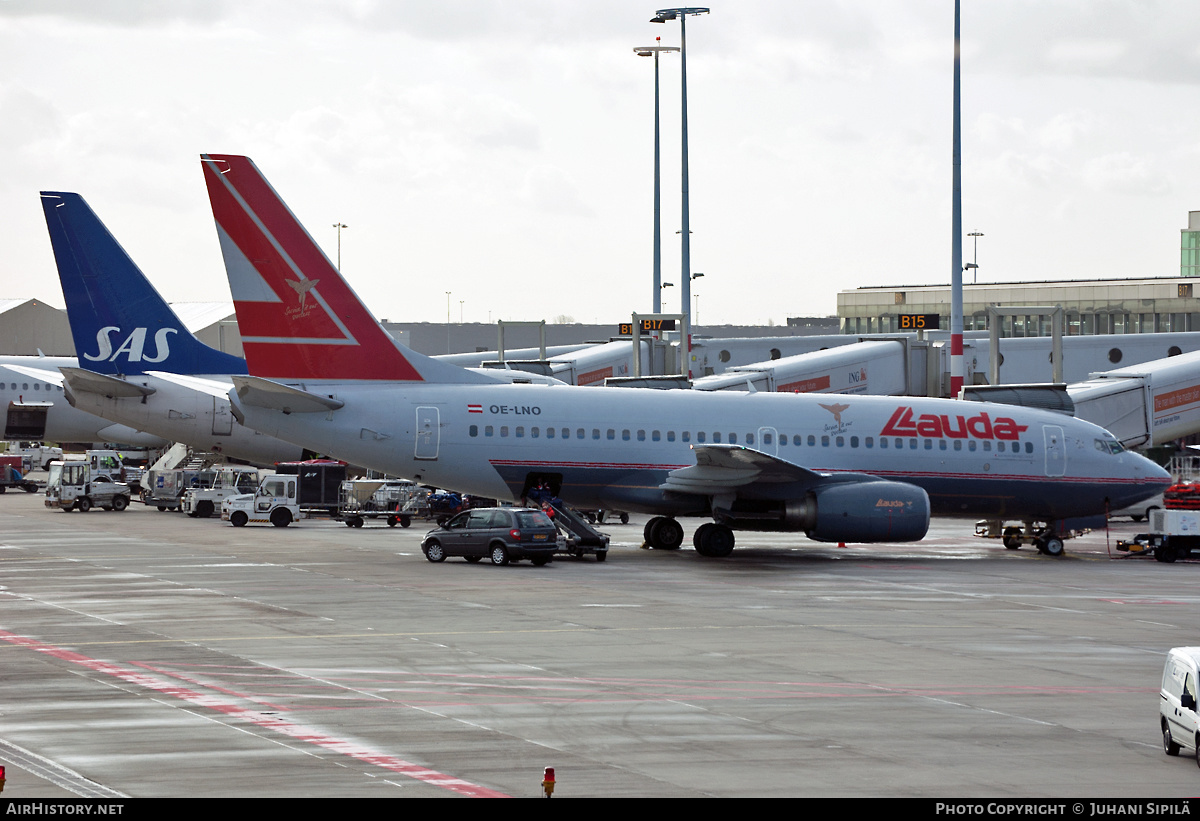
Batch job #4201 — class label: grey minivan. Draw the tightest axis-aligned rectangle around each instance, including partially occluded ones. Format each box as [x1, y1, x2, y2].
[421, 507, 559, 566]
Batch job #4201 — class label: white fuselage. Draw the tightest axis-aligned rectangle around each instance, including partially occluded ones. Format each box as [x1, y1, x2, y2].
[0, 357, 167, 445]
[232, 381, 1169, 523]
[64, 372, 307, 466]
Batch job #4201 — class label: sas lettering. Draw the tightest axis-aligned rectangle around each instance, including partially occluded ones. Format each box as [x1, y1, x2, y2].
[880, 406, 1028, 441]
[84, 327, 177, 364]
[488, 404, 542, 416]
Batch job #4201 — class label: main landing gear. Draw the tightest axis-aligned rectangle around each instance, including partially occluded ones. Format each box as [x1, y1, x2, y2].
[644, 517, 736, 557]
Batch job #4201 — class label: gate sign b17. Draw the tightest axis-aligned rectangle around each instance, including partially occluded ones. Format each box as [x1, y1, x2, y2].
[619, 319, 677, 335]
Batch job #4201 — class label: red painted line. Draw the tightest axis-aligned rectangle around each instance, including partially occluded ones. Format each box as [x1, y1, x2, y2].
[0, 630, 508, 798]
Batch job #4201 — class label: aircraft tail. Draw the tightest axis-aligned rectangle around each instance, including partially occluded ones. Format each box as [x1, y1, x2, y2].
[40, 192, 248, 377]
[201, 154, 486, 383]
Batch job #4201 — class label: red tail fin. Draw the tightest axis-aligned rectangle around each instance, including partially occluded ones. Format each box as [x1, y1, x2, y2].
[202, 154, 424, 381]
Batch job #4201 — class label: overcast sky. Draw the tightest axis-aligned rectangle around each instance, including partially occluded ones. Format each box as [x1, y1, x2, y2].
[2, 0, 1199, 328]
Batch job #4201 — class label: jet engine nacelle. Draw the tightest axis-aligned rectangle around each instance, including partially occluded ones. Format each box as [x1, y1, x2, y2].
[802, 480, 930, 543]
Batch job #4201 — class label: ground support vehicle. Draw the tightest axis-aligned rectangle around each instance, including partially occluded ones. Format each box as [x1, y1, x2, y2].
[86, 449, 146, 495]
[420, 507, 561, 566]
[362, 479, 416, 518]
[386, 484, 429, 528]
[579, 509, 630, 525]
[4, 442, 63, 472]
[1117, 509, 1200, 563]
[545, 500, 610, 561]
[0, 456, 38, 493]
[339, 479, 386, 527]
[44, 461, 131, 512]
[142, 467, 215, 511]
[221, 474, 302, 528]
[1116, 483, 1200, 563]
[385, 488, 467, 528]
[182, 466, 263, 519]
[272, 459, 347, 516]
[973, 518, 1094, 556]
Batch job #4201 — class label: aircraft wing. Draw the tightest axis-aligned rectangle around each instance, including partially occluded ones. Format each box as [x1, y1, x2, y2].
[59, 366, 155, 398]
[230, 375, 345, 413]
[661, 445, 878, 495]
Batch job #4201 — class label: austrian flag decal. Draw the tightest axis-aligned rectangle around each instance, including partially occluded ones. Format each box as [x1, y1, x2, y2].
[881, 406, 1029, 440]
[468, 404, 483, 414]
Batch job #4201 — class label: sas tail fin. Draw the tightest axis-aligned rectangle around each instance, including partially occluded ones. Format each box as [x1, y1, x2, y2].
[201, 154, 486, 384]
[40, 192, 248, 377]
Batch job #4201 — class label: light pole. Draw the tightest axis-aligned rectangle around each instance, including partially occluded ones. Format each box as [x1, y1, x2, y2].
[634, 39, 680, 313]
[332, 222, 348, 270]
[651, 6, 708, 378]
[445, 291, 452, 353]
[691, 272, 704, 326]
[968, 231, 984, 284]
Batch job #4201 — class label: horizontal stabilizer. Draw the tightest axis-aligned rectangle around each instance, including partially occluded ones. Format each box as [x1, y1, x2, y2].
[231, 375, 344, 413]
[59, 366, 155, 398]
[144, 370, 239, 399]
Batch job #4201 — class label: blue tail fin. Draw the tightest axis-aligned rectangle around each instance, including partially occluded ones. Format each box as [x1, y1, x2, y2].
[40, 192, 248, 376]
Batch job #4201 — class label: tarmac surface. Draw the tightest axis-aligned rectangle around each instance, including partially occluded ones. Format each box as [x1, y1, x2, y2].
[0, 486, 1196, 798]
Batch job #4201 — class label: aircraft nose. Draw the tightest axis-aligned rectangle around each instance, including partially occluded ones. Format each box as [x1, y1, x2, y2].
[1141, 454, 1172, 485]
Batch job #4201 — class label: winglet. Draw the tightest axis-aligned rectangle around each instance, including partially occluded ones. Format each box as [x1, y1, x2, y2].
[39, 192, 248, 377]
[201, 154, 486, 383]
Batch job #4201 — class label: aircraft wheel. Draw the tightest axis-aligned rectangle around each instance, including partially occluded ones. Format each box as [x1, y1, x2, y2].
[1164, 721, 1180, 756]
[77, 497, 92, 513]
[650, 518, 684, 550]
[1002, 527, 1022, 550]
[1042, 536, 1065, 557]
[694, 523, 735, 557]
[424, 541, 446, 563]
[112, 496, 128, 512]
[270, 509, 292, 528]
[489, 544, 509, 566]
[644, 517, 660, 542]
[231, 511, 248, 528]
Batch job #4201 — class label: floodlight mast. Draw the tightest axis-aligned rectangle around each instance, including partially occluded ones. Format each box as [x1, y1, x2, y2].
[651, 7, 708, 377]
[634, 42, 679, 313]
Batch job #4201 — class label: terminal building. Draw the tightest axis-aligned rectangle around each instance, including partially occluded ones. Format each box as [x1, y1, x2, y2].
[839, 210, 1200, 337]
[838, 277, 1200, 337]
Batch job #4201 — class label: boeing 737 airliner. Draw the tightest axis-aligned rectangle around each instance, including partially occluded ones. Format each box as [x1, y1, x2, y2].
[201, 153, 1170, 557]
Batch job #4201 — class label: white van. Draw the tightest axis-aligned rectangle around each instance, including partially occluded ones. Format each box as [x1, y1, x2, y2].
[1160, 646, 1200, 765]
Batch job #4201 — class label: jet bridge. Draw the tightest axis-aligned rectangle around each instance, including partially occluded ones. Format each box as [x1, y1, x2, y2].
[692, 339, 912, 395]
[964, 349, 1200, 448]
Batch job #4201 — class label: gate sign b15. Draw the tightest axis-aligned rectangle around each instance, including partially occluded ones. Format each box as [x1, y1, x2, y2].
[898, 314, 940, 330]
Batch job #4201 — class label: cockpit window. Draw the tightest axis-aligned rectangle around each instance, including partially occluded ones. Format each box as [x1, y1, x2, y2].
[1094, 438, 1124, 454]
